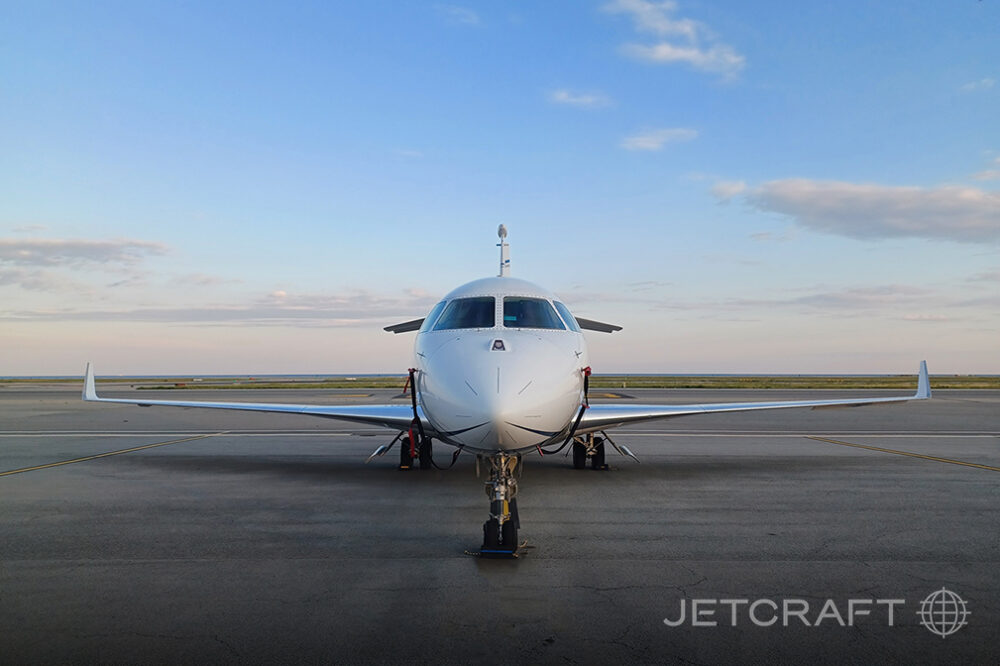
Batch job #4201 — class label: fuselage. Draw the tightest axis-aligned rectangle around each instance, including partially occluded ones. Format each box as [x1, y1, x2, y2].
[413, 277, 589, 453]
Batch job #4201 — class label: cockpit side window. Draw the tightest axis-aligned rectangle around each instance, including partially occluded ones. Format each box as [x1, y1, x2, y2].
[502, 297, 566, 330]
[418, 301, 447, 333]
[432, 297, 496, 330]
[553, 301, 581, 332]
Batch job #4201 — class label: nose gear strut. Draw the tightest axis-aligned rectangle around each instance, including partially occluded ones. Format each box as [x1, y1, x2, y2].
[479, 452, 522, 557]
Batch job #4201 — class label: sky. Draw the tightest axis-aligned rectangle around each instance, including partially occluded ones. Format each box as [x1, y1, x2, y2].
[2, 0, 998, 375]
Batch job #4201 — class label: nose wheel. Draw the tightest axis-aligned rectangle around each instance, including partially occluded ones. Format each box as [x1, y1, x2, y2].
[480, 453, 521, 556]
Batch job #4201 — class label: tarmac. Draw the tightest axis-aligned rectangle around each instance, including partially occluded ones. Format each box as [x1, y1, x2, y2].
[1, 384, 998, 664]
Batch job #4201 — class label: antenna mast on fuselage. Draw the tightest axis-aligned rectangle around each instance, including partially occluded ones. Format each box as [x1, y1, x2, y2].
[497, 225, 510, 277]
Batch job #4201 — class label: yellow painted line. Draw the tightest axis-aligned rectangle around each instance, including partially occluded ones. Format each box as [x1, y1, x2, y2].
[806, 435, 1000, 473]
[0, 432, 228, 477]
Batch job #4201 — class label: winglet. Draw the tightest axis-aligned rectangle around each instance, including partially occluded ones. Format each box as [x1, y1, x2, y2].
[915, 360, 931, 399]
[83, 363, 98, 401]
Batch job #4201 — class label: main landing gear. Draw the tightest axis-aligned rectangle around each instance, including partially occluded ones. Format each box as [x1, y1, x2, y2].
[480, 453, 521, 557]
[572, 433, 607, 470]
[398, 435, 434, 470]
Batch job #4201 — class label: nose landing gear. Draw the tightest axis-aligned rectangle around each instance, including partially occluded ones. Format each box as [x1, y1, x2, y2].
[480, 453, 522, 557]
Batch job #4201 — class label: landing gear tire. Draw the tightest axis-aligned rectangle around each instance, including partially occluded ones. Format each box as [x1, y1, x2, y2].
[572, 441, 587, 469]
[399, 436, 413, 470]
[483, 518, 500, 549]
[501, 520, 517, 550]
[419, 437, 433, 470]
[591, 438, 606, 470]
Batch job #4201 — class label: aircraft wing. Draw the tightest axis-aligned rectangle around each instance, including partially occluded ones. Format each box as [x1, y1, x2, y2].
[82, 364, 420, 432]
[578, 361, 931, 434]
[384, 318, 423, 334]
[575, 317, 623, 333]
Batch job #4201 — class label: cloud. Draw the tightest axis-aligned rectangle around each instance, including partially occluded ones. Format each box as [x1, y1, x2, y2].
[626, 280, 672, 291]
[788, 285, 929, 309]
[0, 238, 168, 267]
[435, 4, 480, 25]
[621, 127, 697, 151]
[967, 270, 1000, 282]
[745, 179, 1000, 244]
[622, 42, 745, 76]
[106, 276, 150, 289]
[176, 273, 241, 287]
[650, 284, 935, 317]
[605, 0, 745, 78]
[960, 77, 996, 92]
[972, 169, 1000, 181]
[711, 180, 746, 201]
[549, 89, 612, 108]
[0, 268, 88, 293]
[12, 225, 48, 234]
[748, 230, 794, 243]
[902, 314, 949, 322]
[2, 288, 439, 328]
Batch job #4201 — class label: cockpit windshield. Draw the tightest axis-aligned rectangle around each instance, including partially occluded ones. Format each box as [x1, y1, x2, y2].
[502, 297, 566, 330]
[553, 301, 581, 332]
[432, 297, 496, 330]
[419, 301, 447, 332]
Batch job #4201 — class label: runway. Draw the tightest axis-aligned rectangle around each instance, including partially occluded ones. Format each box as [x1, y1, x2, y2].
[2, 385, 998, 664]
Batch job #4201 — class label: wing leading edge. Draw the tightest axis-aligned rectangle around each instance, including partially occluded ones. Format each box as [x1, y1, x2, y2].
[82, 364, 420, 432]
[578, 361, 931, 434]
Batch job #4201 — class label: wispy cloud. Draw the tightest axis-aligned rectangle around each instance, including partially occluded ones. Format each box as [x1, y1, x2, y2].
[176, 273, 242, 287]
[711, 180, 746, 201]
[972, 169, 1000, 181]
[435, 4, 480, 26]
[0, 237, 169, 293]
[0, 268, 88, 293]
[2, 288, 439, 328]
[967, 270, 1000, 282]
[902, 313, 949, 322]
[650, 284, 936, 317]
[549, 88, 612, 108]
[621, 127, 697, 151]
[0, 238, 168, 267]
[743, 179, 1000, 244]
[748, 230, 795, 243]
[960, 77, 996, 92]
[12, 225, 48, 234]
[605, 0, 745, 79]
[622, 42, 745, 77]
[788, 285, 930, 309]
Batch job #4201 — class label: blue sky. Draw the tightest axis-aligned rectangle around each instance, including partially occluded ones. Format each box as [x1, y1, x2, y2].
[2, 1, 998, 375]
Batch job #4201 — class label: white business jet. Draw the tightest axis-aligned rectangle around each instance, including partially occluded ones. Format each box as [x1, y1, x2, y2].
[84, 226, 930, 555]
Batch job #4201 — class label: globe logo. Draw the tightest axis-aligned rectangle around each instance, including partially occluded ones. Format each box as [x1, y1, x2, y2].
[917, 588, 970, 638]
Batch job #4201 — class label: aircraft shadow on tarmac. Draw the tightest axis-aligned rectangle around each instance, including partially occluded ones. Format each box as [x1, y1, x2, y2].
[110, 449, 878, 483]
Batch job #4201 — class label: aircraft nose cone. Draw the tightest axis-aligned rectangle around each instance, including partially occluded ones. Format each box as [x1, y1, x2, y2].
[419, 333, 583, 451]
